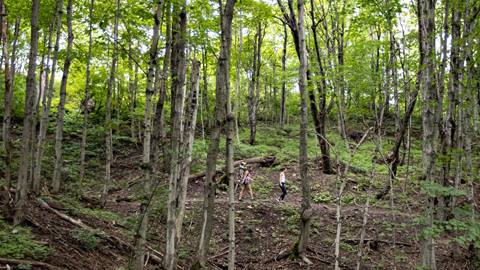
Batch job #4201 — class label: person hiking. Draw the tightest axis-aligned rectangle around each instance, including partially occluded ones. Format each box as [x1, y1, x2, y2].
[235, 161, 247, 191]
[239, 167, 254, 201]
[277, 167, 287, 201]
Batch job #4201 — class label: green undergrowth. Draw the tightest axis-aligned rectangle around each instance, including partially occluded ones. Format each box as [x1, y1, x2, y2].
[0, 216, 49, 260]
[51, 195, 121, 224]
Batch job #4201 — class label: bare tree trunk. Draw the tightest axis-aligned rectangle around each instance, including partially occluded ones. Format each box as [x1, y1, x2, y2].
[33, 0, 63, 193]
[436, 0, 450, 220]
[234, 23, 242, 144]
[80, 0, 94, 182]
[130, 2, 163, 269]
[164, 3, 187, 269]
[248, 23, 263, 145]
[152, 0, 171, 173]
[295, 0, 311, 261]
[52, 0, 74, 193]
[280, 22, 287, 129]
[193, 0, 236, 268]
[226, 40, 236, 270]
[418, 0, 438, 268]
[101, 0, 120, 206]
[14, 0, 40, 225]
[175, 59, 200, 241]
[1, 10, 20, 191]
[309, 0, 333, 174]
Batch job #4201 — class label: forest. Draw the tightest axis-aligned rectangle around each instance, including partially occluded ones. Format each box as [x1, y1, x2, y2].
[0, 0, 479, 269]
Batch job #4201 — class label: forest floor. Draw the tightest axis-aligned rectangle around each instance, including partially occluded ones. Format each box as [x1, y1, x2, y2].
[0, 122, 477, 270]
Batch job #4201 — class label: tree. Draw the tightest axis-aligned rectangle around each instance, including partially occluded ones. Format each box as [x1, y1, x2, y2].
[277, 0, 312, 262]
[14, 0, 41, 225]
[79, 0, 94, 182]
[418, 0, 438, 268]
[52, 0, 74, 193]
[130, 1, 163, 268]
[164, 1, 188, 268]
[33, 0, 64, 193]
[1, 5, 20, 191]
[101, 0, 120, 206]
[194, 0, 236, 268]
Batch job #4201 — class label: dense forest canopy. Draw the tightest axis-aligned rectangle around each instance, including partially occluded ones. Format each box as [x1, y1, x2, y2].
[0, 0, 479, 269]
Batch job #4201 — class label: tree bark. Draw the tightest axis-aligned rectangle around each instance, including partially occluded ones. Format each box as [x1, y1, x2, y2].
[164, 2, 187, 269]
[32, 0, 64, 193]
[14, 0, 40, 225]
[152, 0, 171, 173]
[280, 22, 287, 129]
[52, 0, 74, 193]
[175, 59, 200, 242]
[101, 0, 120, 207]
[193, 0, 236, 268]
[248, 23, 263, 145]
[130, 1, 163, 269]
[418, 0, 438, 268]
[309, 0, 333, 174]
[1, 10, 20, 191]
[295, 0, 311, 259]
[80, 0, 94, 182]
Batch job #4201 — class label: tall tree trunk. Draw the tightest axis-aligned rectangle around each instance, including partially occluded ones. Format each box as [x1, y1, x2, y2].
[52, 0, 74, 193]
[33, 0, 64, 193]
[152, 0, 171, 173]
[447, 2, 461, 212]
[175, 59, 200, 241]
[234, 23, 242, 144]
[309, 0, 333, 174]
[1, 10, 20, 191]
[80, 0, 94, 182]
[164, 3, 187, 269]
[101, 0, 120, 206]
[14, 0, 40, 225]
[280, 22, 287, 129]
[130, 1, 163, 269]
[418, 0, 438, 268]
[294, 0, 311, 260]
[436, 0, 450, 220]
[248, 23, 263, 145]
[193, 0, 236, 268]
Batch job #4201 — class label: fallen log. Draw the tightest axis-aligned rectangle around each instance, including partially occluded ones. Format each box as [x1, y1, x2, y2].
[0, 257, 62, 270]
[189, 156, 276, 181]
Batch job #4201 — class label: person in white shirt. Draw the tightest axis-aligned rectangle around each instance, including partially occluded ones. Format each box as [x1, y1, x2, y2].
[277, 167, 287, 201]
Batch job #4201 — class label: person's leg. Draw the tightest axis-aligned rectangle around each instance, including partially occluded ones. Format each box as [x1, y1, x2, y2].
[239, 185, 245, 200]
[280, 183, 287, 200]
[248, 184, 253, 199]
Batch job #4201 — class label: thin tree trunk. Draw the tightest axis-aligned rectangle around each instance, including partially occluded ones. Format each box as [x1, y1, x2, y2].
[193, 0, 236, 268]
[52, 0, 74, 193]
[280, 22, 287, 129]
[130, 1, 163, 268]
[80, 0, 94, 182]
[248, 24, 262, 146]
[295, 0, 311, 261]
[164, 2, 187, 269]
[33, 0, 64, 193]
[309, 0, 332, 174]
[1, 11, 20, 191]
[101, 0, 120, 206]
[152, 0, 171, 173]
[175, 59, 200, 242]
[234, 24, 242, 144]
[14, 0, 40, 225]
[418, 0, 438, 268]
